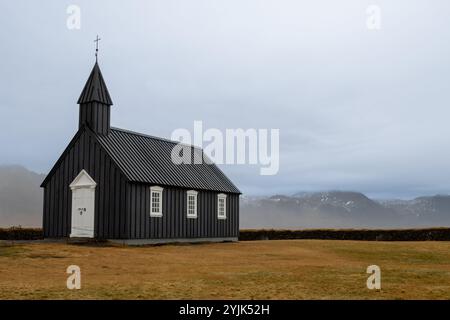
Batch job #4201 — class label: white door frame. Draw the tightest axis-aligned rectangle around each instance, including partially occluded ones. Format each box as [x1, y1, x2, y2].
[69, 170, 96, 238]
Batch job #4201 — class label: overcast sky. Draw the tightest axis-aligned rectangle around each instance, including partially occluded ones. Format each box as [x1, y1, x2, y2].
[1, 0, 450, 198]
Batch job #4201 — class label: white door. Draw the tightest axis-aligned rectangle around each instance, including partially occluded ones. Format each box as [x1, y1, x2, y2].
[70, 170, 96, 238]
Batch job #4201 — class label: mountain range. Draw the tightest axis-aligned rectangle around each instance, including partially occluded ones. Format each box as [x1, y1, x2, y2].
[240, 191, 450, 229]
[0, 165, 449, 228]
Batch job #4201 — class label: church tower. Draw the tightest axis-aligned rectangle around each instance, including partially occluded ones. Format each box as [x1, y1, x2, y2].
[77, 61, 113, 135]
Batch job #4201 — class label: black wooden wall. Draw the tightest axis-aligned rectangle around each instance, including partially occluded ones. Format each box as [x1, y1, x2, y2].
[126, 185, 239, 239]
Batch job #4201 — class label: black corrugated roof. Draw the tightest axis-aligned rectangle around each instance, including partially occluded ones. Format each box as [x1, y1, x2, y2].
[95, 127, 241, 194]
[77, 62, 113, 105]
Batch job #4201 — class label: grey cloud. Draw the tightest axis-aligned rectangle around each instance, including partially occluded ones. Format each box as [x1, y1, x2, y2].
[1, 1, 450, 198]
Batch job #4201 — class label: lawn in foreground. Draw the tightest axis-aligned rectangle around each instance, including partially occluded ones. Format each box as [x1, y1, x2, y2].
[0, 240, 449, 299]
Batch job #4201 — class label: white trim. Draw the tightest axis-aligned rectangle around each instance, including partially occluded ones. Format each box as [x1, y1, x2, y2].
[69, 169, 97, 190]
[217, 193, 227, 219]
[186, 190, 198, 218]
[150, 186, 164, 192]
[150, 186, 163, 217]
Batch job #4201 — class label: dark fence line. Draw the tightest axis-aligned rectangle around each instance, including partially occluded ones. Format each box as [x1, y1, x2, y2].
[1, 227, 450, 241]
[239, 228, 450, 241]
[0, 227, 43, 240]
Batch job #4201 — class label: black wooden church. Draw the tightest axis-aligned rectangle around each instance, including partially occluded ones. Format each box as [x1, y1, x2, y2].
[41, 59, 240, 244]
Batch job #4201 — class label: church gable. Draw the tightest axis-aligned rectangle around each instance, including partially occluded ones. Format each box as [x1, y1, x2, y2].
[41, 125, 127, 188]
[42, 125, 128, 238]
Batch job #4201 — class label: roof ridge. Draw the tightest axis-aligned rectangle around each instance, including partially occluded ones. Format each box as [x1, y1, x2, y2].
[110, 127, 202, 150]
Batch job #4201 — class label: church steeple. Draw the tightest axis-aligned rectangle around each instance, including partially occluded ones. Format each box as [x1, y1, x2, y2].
[77, 61, 113, 135]
[78, 62, 113, 105]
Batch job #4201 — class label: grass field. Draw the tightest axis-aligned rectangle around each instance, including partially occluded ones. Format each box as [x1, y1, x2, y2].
[1, 240, 450, 299]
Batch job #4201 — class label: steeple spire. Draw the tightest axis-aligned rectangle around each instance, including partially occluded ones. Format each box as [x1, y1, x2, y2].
[77, 62, 113, 105]
[77, 59, 113, 135]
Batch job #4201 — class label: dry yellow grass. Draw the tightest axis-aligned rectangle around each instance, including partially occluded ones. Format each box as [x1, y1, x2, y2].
[0, 240, 449, 299]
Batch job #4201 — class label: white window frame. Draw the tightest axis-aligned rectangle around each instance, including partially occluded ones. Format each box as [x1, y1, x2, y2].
[217, 193, 227, 219]
[150, 186, 163, 217]
[186, 190, 198, 219]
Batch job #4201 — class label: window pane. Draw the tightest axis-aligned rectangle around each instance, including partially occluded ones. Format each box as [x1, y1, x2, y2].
[218, 197, 226, 217]
[187, 193, 197, 216]
[151, 191, 161, 214]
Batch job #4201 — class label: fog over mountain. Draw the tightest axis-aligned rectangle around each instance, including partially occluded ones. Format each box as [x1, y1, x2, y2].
[240, 191, 450, 229]
[1, 166, 449, 229]
[0, 165, 45, 227]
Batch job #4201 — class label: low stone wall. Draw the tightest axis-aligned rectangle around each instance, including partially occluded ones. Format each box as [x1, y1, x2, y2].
[239, 228, 450, 241]
[0, 227, 43, 240]
[2, 227, 450, 241]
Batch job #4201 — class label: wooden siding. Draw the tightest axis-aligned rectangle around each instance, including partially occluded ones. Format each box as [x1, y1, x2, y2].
[126, 184, 239, 239]
[79, 102, 111, 135]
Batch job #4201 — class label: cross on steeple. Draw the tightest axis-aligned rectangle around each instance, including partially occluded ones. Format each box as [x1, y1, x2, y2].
[94, 35, 101, 61]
